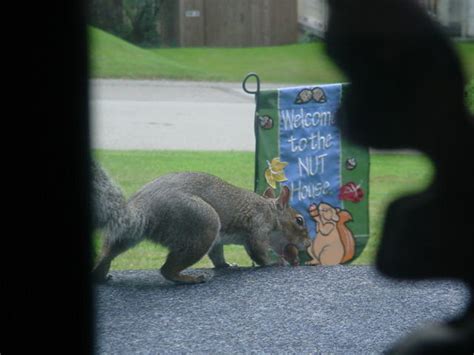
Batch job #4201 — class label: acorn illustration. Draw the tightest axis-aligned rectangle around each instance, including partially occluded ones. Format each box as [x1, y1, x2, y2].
[294, 88, 313, 104]
[345, 157, 357, 170]
[258, 115, 273, 129]
[312, 87, 327, 103]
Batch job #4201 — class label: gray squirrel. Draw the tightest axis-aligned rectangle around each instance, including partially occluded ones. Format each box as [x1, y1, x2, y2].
[91, 160, 311, 284]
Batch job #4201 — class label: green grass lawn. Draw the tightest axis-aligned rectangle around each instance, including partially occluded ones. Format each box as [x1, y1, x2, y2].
[93, 150, 434, 270]
[89, 26, 344, 84]
[89, 26, 474, 85]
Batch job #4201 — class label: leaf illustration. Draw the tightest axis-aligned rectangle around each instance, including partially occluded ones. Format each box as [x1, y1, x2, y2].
[265, 169, 277, 189]
[269, 157, 288, 172]
[264, 157, 288, 189]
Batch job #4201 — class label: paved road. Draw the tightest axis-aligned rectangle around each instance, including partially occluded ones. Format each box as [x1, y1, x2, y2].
[90, 79, 271, 151]
[95, 266, 468, 354]
[90, 79, 419, 154]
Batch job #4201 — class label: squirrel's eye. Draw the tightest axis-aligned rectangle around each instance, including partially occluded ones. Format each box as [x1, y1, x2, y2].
[295, 216, 304, 226]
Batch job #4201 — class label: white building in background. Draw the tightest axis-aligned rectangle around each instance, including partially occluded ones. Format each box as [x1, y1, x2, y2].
[297, 0, 329, 38]
[298, 0, 474, 38]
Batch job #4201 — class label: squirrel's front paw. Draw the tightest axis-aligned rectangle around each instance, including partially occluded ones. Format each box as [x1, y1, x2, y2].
[275, 257, 290, 267]
[261, 257, 288, 267]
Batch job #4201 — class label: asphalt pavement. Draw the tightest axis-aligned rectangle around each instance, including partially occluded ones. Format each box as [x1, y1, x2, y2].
[90, 79, 264, 150]
[94, 265, 469, 354]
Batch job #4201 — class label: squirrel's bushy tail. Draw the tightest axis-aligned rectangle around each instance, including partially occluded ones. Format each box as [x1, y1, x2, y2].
[91, 160, 144, 242]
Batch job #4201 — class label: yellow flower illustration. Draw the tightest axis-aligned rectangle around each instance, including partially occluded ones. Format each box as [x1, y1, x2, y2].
[264, 157, 288, 189]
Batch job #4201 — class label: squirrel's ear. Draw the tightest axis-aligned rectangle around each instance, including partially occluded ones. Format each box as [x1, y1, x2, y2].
[262, 187, 275, 199]
[277, 186, 290, 209]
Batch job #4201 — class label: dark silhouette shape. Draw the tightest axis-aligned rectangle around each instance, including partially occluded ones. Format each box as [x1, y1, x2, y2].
[8, 1, 94, 354]
[325, 0, 474, 352]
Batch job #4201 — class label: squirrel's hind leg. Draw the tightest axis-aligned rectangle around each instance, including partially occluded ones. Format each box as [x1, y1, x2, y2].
[161, 224, 219, 284]
[160, 198, 220, 284]
[161, 250, 210, 284]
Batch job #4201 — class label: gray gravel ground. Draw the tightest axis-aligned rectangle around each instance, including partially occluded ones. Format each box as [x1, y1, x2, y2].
[94, 265, 469, 354]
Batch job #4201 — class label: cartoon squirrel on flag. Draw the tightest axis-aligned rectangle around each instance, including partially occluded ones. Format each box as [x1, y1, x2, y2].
[306, 202, 355, 265]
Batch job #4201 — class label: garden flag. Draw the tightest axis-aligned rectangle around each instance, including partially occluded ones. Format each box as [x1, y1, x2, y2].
[243, 74, 370, 265]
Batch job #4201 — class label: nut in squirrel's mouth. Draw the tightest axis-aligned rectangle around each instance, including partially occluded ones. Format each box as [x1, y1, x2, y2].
[282, 243, 309, 266]
[290, 239, 312, 251]
[287, 241, 310, 252]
